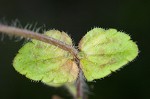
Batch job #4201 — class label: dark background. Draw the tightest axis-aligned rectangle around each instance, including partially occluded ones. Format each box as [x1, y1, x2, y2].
[0, 0, 149, 99]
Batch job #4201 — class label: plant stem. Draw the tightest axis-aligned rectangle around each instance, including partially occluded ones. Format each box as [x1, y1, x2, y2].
[0, 24, 78, 56]
[75, 58, 86, 99]
[76, 59, 83, 99]
[0, 24, 85, 99]
[76, 71, 84, 99]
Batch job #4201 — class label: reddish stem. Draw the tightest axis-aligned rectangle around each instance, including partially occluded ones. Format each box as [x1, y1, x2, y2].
[0, 24, 78, 56]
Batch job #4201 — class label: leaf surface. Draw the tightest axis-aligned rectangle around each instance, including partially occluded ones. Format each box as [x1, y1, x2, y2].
[78, 28, 138, 81]
[13, 30, 79, 86]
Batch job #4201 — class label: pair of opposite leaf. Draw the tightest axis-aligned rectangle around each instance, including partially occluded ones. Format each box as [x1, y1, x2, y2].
[13, 28, 138, 87]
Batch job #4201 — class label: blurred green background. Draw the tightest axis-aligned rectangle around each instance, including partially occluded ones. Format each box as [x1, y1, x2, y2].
[0, 0, 149, 99]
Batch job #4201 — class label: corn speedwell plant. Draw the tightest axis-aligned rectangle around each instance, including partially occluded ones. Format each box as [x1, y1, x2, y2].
[0, 23, 138, 99]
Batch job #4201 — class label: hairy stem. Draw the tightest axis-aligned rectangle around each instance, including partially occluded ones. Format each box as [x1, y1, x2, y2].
[75, 58, 86, 99]
[76, 71, 84, 99]
[0, 24, 78, 56]
[0, 24, 85, 99]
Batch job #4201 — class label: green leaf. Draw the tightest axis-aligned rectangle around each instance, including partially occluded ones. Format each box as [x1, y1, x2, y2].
[13, 27, 139, 86]
[78, 28, 138, 81]
[13, 30, 79, 87]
